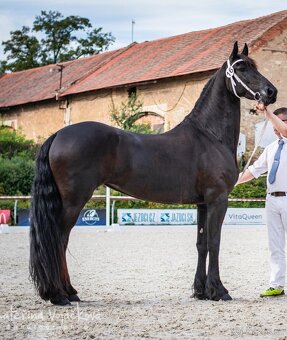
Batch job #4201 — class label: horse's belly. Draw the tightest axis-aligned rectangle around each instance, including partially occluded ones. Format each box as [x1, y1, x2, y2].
[108, 171, 202, 204]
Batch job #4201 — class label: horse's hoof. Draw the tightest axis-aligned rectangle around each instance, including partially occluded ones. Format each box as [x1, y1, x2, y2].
[191, 292, 207, 300]
[50, 296, 71, 306]
[221, 293, 232, 301]
[68, 294, 81, 302]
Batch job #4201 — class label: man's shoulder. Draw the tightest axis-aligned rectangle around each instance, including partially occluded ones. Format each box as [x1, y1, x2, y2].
[265, 139, 278, 149]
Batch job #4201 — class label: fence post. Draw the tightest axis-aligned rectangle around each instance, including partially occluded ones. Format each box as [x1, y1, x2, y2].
[106, 186, 111, 227]
[14, 200, 18, 225]
[111, 200, 116, 225]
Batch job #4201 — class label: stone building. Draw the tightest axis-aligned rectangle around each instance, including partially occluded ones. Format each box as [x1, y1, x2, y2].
[0, 10, 286, 156]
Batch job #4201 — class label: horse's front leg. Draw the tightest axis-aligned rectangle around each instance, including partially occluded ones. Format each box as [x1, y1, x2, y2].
[205, 199, 231, 301]
[192, 204, 208, 299]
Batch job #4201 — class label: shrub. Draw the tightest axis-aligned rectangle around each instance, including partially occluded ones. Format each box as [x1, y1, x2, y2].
[0, 126, 38, 159]
[0, 127, 36, 199]
[0, 156, 35, 195]
[228, 175, 266, 207]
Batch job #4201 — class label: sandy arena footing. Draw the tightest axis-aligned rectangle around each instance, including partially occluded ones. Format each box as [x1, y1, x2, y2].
[1, 226, 286, 339]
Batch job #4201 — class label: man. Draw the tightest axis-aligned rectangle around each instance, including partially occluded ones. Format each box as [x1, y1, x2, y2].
[237, 106, 287, 297]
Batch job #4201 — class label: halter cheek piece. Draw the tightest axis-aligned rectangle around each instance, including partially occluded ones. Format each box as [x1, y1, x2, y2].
[226, 59, 261, 101]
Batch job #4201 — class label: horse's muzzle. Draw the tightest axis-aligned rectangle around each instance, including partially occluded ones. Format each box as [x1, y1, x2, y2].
[261, 85, 277, 105]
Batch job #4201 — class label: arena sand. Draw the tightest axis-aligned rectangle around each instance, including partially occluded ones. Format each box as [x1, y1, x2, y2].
[1, 226, 287, 339]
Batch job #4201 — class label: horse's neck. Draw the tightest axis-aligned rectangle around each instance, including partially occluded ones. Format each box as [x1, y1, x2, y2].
[188, 70, 240, 155]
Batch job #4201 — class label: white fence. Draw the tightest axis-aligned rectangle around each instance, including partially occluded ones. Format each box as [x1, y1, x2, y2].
[0, 188, 266, 227]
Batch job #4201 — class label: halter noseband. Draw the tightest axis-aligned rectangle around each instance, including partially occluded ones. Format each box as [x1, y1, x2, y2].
[225, 59, 261, 101]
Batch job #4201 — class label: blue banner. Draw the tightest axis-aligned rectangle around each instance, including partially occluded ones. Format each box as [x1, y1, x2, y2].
[18, 209, 30, 226]
[17, 208, 106, 227]
[76, 209, 106, 226]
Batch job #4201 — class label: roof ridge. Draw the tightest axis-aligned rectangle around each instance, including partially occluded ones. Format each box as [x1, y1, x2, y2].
[134, 9, 287, 46]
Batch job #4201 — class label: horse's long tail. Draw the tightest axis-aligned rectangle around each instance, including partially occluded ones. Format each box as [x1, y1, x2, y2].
[29, 133, 64, 300]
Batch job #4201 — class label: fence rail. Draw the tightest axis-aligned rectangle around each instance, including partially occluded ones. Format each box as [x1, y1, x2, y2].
[0, 194, 266, 226]
[0, 195, 266, 202]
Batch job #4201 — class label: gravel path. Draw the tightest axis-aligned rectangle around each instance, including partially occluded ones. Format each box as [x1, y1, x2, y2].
[1, 226, 287, 339]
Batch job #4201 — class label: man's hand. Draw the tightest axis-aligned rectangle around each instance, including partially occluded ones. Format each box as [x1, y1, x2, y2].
[255, 102, 266, 113]
[236, 169, 255, 185]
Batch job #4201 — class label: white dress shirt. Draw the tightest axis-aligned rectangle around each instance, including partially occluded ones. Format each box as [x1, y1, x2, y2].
[248, 136, 287, 193]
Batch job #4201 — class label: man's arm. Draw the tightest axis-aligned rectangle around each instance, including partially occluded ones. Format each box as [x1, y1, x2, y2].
[236, 169, 255, 185]
[265, 107, 287, 137]
[256, 104, 287, 137]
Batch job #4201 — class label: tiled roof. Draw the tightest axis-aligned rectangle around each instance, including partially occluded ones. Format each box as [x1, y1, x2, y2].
[0, 10, 286, 108]
[0, 48, 127, 108]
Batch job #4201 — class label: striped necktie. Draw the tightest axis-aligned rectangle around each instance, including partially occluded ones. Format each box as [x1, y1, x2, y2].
[268, 139, 284, 184]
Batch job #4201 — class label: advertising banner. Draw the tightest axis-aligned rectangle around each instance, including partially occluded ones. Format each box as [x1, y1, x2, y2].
[118, 208, 266, 226]
[17, 208, 106, 226]
[223, 208, 266, 225]
[17, 209, 30, 226]
[75, 209, 106, 226]
[118, 209, 197, 225]
[0, 210, 10, 224]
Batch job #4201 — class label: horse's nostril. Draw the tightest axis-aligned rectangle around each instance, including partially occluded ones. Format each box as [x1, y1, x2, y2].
[267, 87, 275, 98]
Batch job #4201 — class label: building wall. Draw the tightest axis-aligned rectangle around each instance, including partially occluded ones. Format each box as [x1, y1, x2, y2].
[1, 32, 286, 156]
[1, 101, 64, 142]
[66, 73, 212, 132]
[1, 72, 212, 140]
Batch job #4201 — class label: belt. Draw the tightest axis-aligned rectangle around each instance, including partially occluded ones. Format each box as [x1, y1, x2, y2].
[270, 192, 286, 197]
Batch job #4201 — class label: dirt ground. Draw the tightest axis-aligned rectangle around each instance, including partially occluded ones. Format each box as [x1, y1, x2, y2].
[1, 225, 287, 340]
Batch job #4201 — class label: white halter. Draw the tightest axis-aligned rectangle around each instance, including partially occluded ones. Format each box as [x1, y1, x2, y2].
[225, 59, 261, 101]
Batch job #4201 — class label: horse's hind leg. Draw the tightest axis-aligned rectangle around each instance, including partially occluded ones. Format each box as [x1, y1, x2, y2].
[53, 170, 104, 304]
[53, 204, 89, 305]
[62, 228, 80, 302]
[49, 208, 84, 306]
[193, 204, 208, 299]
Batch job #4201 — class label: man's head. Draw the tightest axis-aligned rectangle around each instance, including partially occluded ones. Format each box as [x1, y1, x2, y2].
[274, 107, 287, 137]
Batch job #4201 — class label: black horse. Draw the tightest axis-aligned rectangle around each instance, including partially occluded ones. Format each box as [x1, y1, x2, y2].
[30, 42, 277, 305]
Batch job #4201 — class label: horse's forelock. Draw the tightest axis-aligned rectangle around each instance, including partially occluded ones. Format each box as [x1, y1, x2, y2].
[238, 54, 257, 69]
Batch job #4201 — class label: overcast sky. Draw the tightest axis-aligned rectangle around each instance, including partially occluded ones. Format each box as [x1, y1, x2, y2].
[0, 1, 286, 59]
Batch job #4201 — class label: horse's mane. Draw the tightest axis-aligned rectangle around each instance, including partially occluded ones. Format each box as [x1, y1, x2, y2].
[188, 54, 257, 117]
[192, 73, 217, 113]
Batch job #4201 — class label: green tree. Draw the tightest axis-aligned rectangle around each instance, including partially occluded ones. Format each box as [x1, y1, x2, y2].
[110, 93, 154, 134]
[0, 60, 8, 76]
[2, 26, 41, 72]
[1, 10, 115, 72]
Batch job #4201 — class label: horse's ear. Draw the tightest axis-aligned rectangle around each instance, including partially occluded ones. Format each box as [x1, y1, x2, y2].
[230, 41, 238, 60]
[241, 43, 248, 56]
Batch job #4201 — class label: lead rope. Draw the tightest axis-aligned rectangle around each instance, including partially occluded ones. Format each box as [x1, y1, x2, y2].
[240, 115, 268, 177]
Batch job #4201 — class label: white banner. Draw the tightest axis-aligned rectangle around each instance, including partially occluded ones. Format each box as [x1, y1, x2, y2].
[223, 208, 266, 225]
[117, 208, 266, 226]
[118, 209, 197, 225]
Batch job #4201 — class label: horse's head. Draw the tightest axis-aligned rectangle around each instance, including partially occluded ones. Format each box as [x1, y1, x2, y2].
[225, 42, 277, 105]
